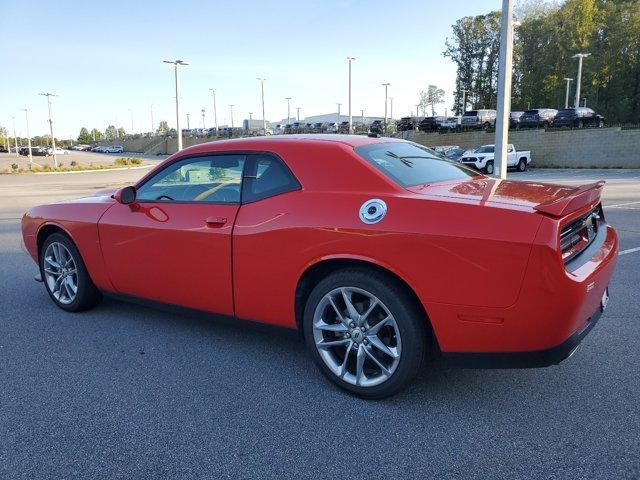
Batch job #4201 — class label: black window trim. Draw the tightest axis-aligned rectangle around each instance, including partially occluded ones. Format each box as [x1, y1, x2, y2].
[241, 151, 302, 204]
[134, 150, 301, 206]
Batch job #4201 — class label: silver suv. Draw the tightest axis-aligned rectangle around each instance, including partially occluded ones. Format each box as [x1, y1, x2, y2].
[460, 109, 497, 129]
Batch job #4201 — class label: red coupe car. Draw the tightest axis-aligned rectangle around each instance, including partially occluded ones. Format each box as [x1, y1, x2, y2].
[22, 135, 618, 398]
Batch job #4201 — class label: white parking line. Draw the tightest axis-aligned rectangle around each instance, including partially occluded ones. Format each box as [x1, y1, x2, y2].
[619, 247, 640, 256]
[606, 201, 640, 208]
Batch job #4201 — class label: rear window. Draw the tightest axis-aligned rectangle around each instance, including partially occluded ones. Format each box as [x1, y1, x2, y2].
[354, 142, 480, 187]
[463, 111, 478, 116]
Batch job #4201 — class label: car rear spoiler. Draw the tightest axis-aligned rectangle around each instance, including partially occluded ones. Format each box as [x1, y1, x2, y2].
[534, 181, 605, 217]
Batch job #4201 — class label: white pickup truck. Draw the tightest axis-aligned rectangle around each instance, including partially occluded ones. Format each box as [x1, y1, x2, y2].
[459, 144, 532, 174]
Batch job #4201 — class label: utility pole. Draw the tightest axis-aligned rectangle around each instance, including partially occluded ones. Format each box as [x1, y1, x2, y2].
[150, 104, 155, 133]
[494, 0, 514, 179]
[186, 113, 190, 130]
[572, 53, 590, 109]
[163, 59, 189, 151]
[347, 57, 355, 133]
[563, 78, 574, 109]
[11, 116, 18, 158]
[390, 98, 394, 122]
[361, 108, 365, 126]
[257, 77, 266, 134]
[460, 88, 468, 114]
[415, 104, 420, 117]
[296, 107, 301, 121]
[337, 103, 341, 123]
[209, 88, 218, 133]
[229, 105, 234, 128]
[39, 92, 58, 167]
[285, 97, 292, 124]
[201, 109, 206, 129]
[22, 108, 33, 168]
[382, 83, 390, 134]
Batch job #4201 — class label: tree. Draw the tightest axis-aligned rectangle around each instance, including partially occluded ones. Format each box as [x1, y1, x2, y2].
[419, 85, 446, 116]
[117, 127, 126, 138]
[105, 125, 117, 140]
[90, 128, 103, 141]
[156, 120, 170, 135]
[78, 127, 91, 143]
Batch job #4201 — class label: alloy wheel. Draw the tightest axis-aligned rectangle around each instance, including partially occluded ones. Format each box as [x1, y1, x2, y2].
[43, 242, 78, 305]
[312, 287, 402, 387]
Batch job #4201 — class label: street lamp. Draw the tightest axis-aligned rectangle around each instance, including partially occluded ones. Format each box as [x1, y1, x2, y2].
[39, 92, 58, 167]
[163, 59, 189, 150]
[361, 108, 365, 126]
[285, 97, 292, 124]
[460, 88, 468, 114]
[22, 108, 33, 168]
[572, 53, 591, 108]
[563, 78, 574, 109]
[296, 107, 301, 121]
[382, 83, 390, 134]
[201, 109, 206, 129]
[390, 98, 394, 122]
[209, 88, 218, 133]
[337, 102, 341, 121]
[493, 0, 514, 179]
[186, 113, 190, 130]
[229, 105, 234, 128]
[347, 57, 355, 133]
[257, 77, 266, 134]
[415, 104, 420, 117]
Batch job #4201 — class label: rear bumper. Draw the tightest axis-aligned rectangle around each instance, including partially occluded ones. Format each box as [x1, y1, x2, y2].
[442, 300, 605, 368]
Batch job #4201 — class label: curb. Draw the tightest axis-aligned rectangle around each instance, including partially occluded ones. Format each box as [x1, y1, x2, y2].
[31, 165, 155, 175]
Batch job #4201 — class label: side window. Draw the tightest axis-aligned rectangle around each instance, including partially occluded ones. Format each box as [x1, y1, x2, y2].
[242, 154, 300, 203]
[136, 155, 245, 203]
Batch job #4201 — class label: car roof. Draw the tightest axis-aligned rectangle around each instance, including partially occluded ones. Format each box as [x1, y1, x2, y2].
[176, 134, 405, 156]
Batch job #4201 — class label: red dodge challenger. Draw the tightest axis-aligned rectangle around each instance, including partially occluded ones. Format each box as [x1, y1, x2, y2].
[22, 135, 618, 398]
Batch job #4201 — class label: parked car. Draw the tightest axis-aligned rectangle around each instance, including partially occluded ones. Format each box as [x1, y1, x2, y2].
[518, 109, 558, 128]
[51, 147, 69, 155]
[417, 117, 438, 132]
[552, 108, 605, 128]
[325, 122, 339, 133]
[22, 135, 618, 398]
[20, 146, 50, 156]
[459, 144, 532, 174]
[444, 147, 465, 162]
[460, 109, 497, 130]
[397, 117, 419, 132]
[338, 121, 351, 133]
[310, 122, 325, 134]
[91, 146, 107, 152]
[368, 120, 383, 134]
[509, 111, 524, 129]
[0, 146, 8, 153]
[439, 116, 460, 131]
[104, 146, 124, 153]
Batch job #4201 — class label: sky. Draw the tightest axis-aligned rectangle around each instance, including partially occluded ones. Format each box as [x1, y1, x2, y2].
[0, 0, 502, 138]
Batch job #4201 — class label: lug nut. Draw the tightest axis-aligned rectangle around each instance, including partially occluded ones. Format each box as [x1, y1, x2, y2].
[345, 333, 351, 338]
[360, 326, 365, 332]
[350, 322, 356, 328]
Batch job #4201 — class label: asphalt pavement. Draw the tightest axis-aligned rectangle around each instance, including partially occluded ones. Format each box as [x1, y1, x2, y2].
[0, 168, 638, 479]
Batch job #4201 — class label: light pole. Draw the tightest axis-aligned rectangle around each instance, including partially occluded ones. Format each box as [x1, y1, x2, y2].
[285, 97, 292, 124]
[460, 88, 468, 114]
[129, 108, 134, 134]
[337, 102, 341, 121]
[296, 107, 301, 121]
[150, 104, 155, 133]
[361, 108, 365, 126]
[390, 98, 394, 122]
[229, 105, 234, 128]
[201, 109, 206, 129]
[415, 104, 420, 117]
[382, 83, 390, 134]
[572, 53, 590, 108]
[257, 77, 266, 134]
[39, 92, 58, 167]
[22, 108, 33, 167]
[563, 78, 574, 109]
[493, 0, 514, 179]
[186, 113, 190, 130]
[163, 59, 189, 151]
[347, 56, 355, 133]
[209, 88, 218, 133]
[11, 116, 18, 158]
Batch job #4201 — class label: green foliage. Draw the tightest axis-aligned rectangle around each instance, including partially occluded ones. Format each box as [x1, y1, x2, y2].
[419, 85, 446, 116]
[156, 120, 170, 135]
[445, 0, 640, 123]
[114, 157, 142, 166]
[78, 127, 91, 143]
[105, 125, 118, 140]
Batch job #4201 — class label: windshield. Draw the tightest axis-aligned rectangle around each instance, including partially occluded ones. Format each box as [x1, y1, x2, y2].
[474, 145, 494, 153]
[354, 142, 480, 187]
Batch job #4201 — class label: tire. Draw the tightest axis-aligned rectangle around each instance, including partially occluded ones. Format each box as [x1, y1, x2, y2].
[517, 158, 527, 172]
[578, 120, 584, 128]
[482, 122, 491, 131]
[598, 120, 604, 128]
[543, 121, 550, 128]
[485, 161, 494, 175]
[303, 268, 428, 399]
[40, 232, 102, 312]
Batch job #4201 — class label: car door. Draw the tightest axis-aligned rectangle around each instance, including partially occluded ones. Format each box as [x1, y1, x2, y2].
[507, 144, 517, 166]
[98, 154, 246, 315]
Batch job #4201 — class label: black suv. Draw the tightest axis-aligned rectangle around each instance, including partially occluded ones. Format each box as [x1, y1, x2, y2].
[418, 117, 439, 132]
[397, 117, 419, 132]
[369, 120, 384, 134]
[518, 108, 558, 128]
[338, 121, 351, 133]
[552, 108, 605, 128]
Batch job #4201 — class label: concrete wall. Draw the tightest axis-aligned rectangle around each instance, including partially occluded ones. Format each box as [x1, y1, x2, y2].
[404, 127, 640, 168]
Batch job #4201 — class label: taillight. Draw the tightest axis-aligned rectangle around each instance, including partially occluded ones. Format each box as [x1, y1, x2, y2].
[560, 204, 603, 264]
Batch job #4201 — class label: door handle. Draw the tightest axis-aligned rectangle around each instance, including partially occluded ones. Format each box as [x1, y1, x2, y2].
[205, 216, 227, 227]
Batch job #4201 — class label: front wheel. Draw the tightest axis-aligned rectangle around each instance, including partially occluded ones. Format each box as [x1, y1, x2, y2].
[40, 233, 102, 312]
[517, 158, 527, 172]
[303, 269, 428, 399]
[484, 161, 495, 175]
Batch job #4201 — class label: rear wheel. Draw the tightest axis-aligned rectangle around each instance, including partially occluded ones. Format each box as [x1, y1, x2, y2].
[482, 122, 491, 130]
[303, 269, 427, 399]
[598, 120, 604, 128]
[40, 233, 102, 312]
[578, 120, 584, 128]
[517, 158, 527, 172]
[484, 161, 495, 175]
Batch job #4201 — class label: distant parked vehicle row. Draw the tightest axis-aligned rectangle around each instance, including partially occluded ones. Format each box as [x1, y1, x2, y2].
[89, 145, 124, 153]
[553, 107, 605, 128]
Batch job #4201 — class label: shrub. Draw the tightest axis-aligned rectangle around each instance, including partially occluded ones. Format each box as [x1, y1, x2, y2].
[11, 163, 18, 170]
[130, 157, 142, 164]
[114, 157, 130, 166]
[70, 160, 77, 167]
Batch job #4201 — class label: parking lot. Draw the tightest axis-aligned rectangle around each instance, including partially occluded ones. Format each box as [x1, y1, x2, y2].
[1, 167, 639, 478]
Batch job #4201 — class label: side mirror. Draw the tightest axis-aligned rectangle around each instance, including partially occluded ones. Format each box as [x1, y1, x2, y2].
[114, 186, 136, 205]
